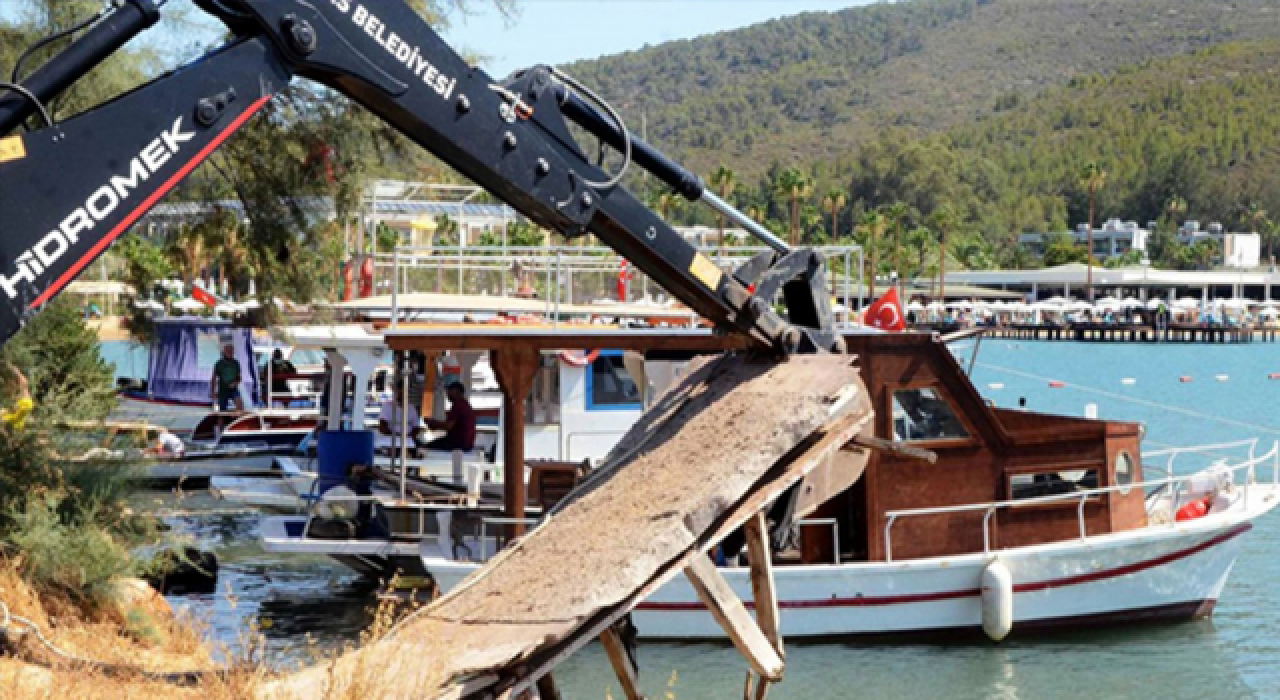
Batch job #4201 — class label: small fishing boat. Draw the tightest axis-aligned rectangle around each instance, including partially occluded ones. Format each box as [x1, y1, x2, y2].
[62, 420, 295, 488]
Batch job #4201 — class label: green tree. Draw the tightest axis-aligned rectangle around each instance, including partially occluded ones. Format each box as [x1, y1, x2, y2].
[822, 189, 848, 243]
[929, 205, 956, 300]
[115, 234, 172, 299]
[855, 210, 888, 299]
[710, 165, 736, 256]
[774, 167, 812, 245]
[1079, 161, 1108, 300]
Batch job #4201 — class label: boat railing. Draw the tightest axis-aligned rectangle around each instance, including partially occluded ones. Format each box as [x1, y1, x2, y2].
[296, 482, 543, 556]
[883, 440, 1279, 562]
[1141, 438, 1259, 480]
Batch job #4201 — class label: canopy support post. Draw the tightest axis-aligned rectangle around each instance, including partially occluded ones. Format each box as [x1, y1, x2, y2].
[491, 346, 540, 537]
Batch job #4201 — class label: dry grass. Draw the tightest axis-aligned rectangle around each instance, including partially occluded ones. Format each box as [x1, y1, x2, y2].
[0, 561, 441, 700]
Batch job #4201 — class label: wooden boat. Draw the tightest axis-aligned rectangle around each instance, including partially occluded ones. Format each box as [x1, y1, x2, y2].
[260, 324, 1280, 641]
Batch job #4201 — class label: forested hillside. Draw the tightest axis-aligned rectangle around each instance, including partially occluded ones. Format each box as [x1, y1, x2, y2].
[568, 0, 1280, 177]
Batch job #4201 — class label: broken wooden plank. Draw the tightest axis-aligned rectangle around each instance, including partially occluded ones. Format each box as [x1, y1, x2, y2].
[744, 511, 782, 657]
[847, 434, 938, 463]
[684, 555, 784, 682]
[261, 354, 870, 700]
[599, 627, 643, 700]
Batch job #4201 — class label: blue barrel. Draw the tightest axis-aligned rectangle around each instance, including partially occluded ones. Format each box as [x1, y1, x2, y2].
[316, 430, 375, 493]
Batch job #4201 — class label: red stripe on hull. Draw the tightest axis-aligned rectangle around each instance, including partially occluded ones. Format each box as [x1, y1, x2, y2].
[636, 523, 1251, 613]
[638, 600, 1219, 643]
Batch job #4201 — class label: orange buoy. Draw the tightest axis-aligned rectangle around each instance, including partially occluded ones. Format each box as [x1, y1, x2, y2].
[1048, 380, 1066, 389]
[1175, 497, 1212, 522]
[1179, 376, 1193, 383]
[1269, 373, 1280, 380]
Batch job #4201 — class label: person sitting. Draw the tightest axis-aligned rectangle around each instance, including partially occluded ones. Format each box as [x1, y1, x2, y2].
[377, 385, 421, 455]
[424, 381, 476, 452]
[145, 430, 185, 457]
[268, 349, 297, 405]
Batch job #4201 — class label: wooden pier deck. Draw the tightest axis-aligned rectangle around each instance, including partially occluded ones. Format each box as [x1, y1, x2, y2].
[915, 323, 1277, 344]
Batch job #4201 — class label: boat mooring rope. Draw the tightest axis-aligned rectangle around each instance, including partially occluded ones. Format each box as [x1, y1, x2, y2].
[975, 361, 1280, 438]
[0, 600, 216, 684]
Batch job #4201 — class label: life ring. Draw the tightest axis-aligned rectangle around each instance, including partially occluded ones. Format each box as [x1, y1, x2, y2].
[558, 349, 601, 367]
[1175, 496, 1212, 522]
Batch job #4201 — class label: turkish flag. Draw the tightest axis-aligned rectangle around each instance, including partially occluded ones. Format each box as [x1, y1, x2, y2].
[863, 287, 907, 331]
[192, 284, 219, 308]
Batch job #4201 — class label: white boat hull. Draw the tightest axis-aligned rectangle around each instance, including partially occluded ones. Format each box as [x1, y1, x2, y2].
[421, 485, 1279, 640]
[143, 453, 278, 483]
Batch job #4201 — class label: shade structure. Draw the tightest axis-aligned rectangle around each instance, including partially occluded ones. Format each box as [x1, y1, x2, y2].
[906, 300, 925, 312]
[1173, 297, 1201, 309]
[1044, 295, 1068, 305]
[214, 303, 243, 315]
[1220, 298, 1249, 309]
[926, 301, 946, 311]
[1260, 308, 1279, 318]
[241, 298, 262, 309]
[1094, 297, 1122, 310]
[133, 299, 164, 311]
[1065, 300, 1092, 312]
[1146, 298, 1166, 310]
[1120, 297, 1144, 309]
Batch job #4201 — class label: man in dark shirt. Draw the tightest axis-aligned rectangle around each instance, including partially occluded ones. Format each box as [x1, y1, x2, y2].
[210, 344, 243, 411]
[425, 381, 476, 451]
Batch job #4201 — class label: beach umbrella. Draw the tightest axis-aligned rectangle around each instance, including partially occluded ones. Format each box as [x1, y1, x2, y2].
[132, 299, 164, 311]
[1121, 297, 1143, 309]
[1260, 299, 1280, 308]
[214, 302, 242, 316]
[1066, 300, 1092, 311]
[1094, 296, 1122, 310]
[172, 298, 203, 311]
[1032, 300, 1062, 310]
[1221, 298, 1249, 309]
[1173, 297, 1200, 309]
[241, 298, 262, 310]
[1044, 295, 1068, 305]
[926, 301, 946, 311]
[1146, 298, 1166, 310]
[1260, 308, 1279, 319]
[906, 300, 925, 312]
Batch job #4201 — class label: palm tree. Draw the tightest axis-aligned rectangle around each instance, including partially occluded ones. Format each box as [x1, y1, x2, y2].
[929, 206, 956, 303]
[884, 202, 909, 296]
[856, 210, 889, 300]
[167, 224, 207, 289]
[822, 189, 847, 243]
[773, 167, 812, 246]
[710, 165, 736, 258]
[1078, 161, 1108, 301]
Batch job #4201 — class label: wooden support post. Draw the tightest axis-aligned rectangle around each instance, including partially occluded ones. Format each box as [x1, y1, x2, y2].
[535, 672, 562, 700]
[600, 627, 644, 700]
[491, 346, 540, 537]
[743, 511, 782, 658]
[684, 554, 785, 682]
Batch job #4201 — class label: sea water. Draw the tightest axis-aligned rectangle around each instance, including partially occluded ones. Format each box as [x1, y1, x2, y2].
[138, 340, 1280, 699]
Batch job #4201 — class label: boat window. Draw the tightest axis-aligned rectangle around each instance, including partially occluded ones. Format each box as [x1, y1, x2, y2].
[1010, 469, 1100, 500]
[288, 348, 327, 367]
[1115, 451, 1134, 494]
[587, 352, 642, 411]
[891, 387, 969, 442]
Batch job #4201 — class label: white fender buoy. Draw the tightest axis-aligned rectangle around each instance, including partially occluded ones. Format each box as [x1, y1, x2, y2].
[981, 558, 1014, 642]
[1121, 378, 1136, 385]
[988, 383, 1004, 390]
[1215, 374, 1229, 382]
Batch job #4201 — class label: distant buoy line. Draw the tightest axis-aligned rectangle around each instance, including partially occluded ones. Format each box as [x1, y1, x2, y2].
[975, 361, 1280, 437]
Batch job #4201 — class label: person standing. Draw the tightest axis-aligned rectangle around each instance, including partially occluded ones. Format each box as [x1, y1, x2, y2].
[211, 343, 244, 412]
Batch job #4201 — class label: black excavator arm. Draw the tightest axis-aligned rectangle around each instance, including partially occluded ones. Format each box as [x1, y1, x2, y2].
[0, 0, 840, 354]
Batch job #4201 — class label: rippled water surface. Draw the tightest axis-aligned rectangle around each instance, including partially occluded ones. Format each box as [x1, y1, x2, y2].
[128, 340, 1280, 699]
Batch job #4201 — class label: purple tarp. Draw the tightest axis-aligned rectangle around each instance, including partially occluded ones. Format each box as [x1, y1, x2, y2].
[140, 319, 260, 406]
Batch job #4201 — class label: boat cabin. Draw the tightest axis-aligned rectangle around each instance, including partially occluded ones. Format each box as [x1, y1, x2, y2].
[810, 333, 1144, 563]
